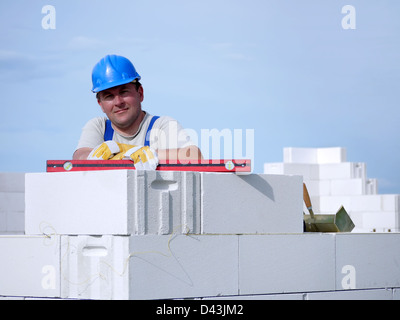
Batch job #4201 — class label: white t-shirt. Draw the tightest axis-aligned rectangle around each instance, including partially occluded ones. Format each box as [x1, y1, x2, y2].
[75, 112, 195, 151]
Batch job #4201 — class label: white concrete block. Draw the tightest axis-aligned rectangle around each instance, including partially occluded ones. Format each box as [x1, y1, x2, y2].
[26, 170, 132, 235]
[336, 233, 400, 290]
[319, 162, 366, 180]
[362, 211, 399, 231]
[312, 195, 388, 214]
[365, 178, 378, 195]
[330, 178, 365, 196]
[0, 235, 60, 298]
[143, 171, 201, 235]
[25, 170, 200, 235]
[201, 173, 303, 234]
[6, 211, 24, 233]
[381, 194, 400, 212]
[264, 163, 319, 180]
[311, 195, 351, 213]
[352, 227, 393, 233]
[0, 211, 24, 235]
[284, 147, 318, 163]
[317, 147, 346, 164]
[0, 192, 25, 212]
[128, 235, 239, 299]
[0, 173, 25, 192]
[61, 234, 238, 300]
[239, 234, 336, 295]
[352, 162, 366, 179]
[350, 195, 382, 212]
[263, 163, 284, 174]
[303, 179, 331, 196]
[283, 147, 346, 164]
[61, 235, 130, 300]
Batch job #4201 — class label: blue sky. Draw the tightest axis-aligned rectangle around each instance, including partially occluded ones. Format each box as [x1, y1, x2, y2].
[0, 1, 399, 194]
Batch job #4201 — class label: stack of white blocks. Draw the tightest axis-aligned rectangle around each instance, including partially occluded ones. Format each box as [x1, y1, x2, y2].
[264, 147, 400, 233]
[1, 167, 400, 300]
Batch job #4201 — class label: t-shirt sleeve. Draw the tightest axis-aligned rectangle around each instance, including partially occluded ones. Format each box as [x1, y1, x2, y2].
[75, 117, 106, 151]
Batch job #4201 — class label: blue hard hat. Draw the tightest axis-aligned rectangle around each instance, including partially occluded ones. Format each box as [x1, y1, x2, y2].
[91, 54, 141, 93]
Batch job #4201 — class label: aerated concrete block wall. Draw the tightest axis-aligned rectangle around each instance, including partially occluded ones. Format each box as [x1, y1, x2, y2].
[1, 166, 400, 300]
[264, 147, 400, 232]
[1, 169, 305, 299]
[1, 233, 400, 300]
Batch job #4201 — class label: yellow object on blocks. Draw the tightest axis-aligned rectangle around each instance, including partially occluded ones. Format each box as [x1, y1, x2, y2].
[88, 142, 135, 160]
[109, 144, 137, 160]
[124, 146, 158, 171]
[87, 141, 158, 170]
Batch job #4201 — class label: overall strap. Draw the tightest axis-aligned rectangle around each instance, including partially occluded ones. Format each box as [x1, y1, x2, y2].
[144, 116, 160, 146]
[104, 116, 160, 145]
[104, 119, 114, 141]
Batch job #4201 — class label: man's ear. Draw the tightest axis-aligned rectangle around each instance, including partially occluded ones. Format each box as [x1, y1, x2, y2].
[98, 99, 106, 113]
[138, 85, 144, 102]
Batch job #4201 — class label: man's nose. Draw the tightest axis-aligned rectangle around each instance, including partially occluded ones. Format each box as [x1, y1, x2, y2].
[113, 94, 124, 106]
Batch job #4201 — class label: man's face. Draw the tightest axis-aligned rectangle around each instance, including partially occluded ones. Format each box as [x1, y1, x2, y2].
[97, 83, 144, 131]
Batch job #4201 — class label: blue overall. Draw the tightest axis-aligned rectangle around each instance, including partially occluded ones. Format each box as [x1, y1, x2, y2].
[103, 116, 160, 147]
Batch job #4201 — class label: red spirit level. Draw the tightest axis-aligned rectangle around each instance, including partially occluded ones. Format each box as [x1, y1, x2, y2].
[46, 159, 251, 173]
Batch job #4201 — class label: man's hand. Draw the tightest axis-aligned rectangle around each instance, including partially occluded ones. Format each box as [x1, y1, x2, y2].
[100, 143, 159, 170]
[86, 141, 159, 170]
[123, 146, 158, 170]
[87, 141, 121, 160]
[109, 144, 137, 160]
[87, 141, 135, 160]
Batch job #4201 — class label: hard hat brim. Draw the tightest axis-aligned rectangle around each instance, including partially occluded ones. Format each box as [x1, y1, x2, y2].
[91, 76, 141, 93]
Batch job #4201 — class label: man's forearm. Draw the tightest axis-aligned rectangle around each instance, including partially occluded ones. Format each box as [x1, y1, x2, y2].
[157, 146, 203, 163]
[73, 147, 93, 160]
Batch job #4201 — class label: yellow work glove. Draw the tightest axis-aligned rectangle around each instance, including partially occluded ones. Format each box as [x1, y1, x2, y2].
[123, 146, 158, 170]
[109, 144, 137, 160]
[87, 141, 135, 160]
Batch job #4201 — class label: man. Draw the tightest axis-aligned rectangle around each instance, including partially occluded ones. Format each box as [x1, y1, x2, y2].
[73, 54, 202, 169]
